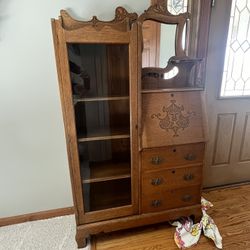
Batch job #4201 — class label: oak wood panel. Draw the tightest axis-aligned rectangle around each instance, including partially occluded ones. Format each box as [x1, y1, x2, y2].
[141, 185, 201, 213]
[92, 185, 250, 250]
[129, 23, 140, 217]
[77, 204, 202, 241]
[142, 91, 205, 148]
[212, 113, 236, 166]
[142, 165, 202, 193]
[51, 20, 85, 225]
[141, 142, 205, 171]
[64, 27, 130, 44]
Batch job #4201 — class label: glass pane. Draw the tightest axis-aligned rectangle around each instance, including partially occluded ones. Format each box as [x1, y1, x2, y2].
[74, 99, 130, 139]
[167, 0, 188, 15]
[142, 20, 177, 68]
[83, 179, 131, 212]
[67, 43, 132, 213]
[78, 139, 131, 183]
[220, 0, 250, 97]
[67, 44, 129, 98]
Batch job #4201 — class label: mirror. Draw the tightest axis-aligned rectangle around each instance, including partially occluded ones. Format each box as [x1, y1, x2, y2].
[142, 20, 187, 69]
[142, 20, 177, 68]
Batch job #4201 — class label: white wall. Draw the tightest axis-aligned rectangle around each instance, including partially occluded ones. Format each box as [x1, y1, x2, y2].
[0, 0, 149, 218]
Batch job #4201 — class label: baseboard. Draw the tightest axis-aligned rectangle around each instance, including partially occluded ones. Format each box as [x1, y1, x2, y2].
[0, 206, 75, 227]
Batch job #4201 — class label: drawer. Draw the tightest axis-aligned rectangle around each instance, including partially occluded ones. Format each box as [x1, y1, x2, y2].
[142, 165, 202, 193]
[141, 186, 201, 213]
[142, 91, 205, 148]
[141, 143, 205, 172]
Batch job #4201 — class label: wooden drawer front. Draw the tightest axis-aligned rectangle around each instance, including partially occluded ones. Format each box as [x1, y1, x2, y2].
[141, 186, 201, 213]
[142, 91, 205, 148]
[142, 165, 202, 193]
[141, 143, 205, 171]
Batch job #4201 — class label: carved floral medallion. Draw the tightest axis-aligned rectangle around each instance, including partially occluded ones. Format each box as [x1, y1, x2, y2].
[151, 100, 195, 137]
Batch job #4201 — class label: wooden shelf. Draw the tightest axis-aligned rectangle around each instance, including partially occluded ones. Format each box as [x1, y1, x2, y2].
[83, 178, 131, 212]
[169, 57, 203, 64]
[78, 128, 130, 142]
[141, 87, 204, 94]
[81, 161, 131, 183]
[74, 96, 129, 103]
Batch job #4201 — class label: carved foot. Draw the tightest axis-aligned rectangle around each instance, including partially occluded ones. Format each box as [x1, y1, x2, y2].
[76, 236, 87, 249]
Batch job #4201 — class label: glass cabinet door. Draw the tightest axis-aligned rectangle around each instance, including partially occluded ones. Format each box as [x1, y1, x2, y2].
[67, 43, 132, 213]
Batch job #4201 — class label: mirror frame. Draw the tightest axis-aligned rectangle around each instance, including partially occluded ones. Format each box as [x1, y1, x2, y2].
[138, 1, 195, 87]
[138, 1, 189, 62]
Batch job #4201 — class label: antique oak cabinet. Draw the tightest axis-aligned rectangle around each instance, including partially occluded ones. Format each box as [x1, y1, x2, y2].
[51, 1, 211, 247]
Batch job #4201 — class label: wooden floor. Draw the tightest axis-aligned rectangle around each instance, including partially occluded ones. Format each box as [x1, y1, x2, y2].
[91, 185, 250, 250]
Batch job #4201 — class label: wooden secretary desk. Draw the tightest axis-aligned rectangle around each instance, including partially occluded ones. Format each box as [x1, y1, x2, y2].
[51, 0, 211, 247]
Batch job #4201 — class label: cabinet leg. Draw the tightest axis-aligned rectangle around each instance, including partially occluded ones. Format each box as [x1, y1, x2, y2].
[76, 233, 88, 249]
[76, 237, 87, 249]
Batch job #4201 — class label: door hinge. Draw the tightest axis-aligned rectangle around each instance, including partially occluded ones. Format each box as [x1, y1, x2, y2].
[211, 0, 216, 7]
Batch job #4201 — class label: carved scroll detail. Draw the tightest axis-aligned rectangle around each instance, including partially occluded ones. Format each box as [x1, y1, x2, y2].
[151, 100, 195, 137]
[146, 0, 172, 16]
[59, 7, 138, 32]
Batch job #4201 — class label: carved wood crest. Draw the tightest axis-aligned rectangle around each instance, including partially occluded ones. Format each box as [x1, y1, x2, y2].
[59, 7, 138, 32]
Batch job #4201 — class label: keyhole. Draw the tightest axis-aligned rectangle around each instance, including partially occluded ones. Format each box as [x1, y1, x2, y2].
[171, 93, 174, 97]
[172, 170, 176, 174]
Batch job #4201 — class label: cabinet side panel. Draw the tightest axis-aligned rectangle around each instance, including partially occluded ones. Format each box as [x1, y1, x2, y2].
[130, 24, 139, 214]
[51, 20, 84, 224]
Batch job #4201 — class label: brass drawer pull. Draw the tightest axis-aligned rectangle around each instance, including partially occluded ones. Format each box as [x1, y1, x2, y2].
[184, 153, 196, 161]
[151, 156, 163, 165]
[182, 194, 193, 202]
[151, 200, 162, 207]
[183, 173, 194, 181]
[151, 178, 163, 186]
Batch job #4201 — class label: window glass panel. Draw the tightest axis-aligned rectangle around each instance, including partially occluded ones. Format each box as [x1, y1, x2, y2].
[220, 0, 250, 97]
[167, 0, 188, 15]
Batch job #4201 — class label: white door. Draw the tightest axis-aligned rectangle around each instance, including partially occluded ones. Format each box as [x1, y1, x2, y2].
[204, 0, 250, 187]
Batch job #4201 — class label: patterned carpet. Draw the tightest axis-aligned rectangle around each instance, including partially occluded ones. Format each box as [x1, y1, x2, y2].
[0, 215, 89, 250]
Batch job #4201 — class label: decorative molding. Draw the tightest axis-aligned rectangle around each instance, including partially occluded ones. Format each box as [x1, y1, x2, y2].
[0, 207, 75, 227]
[151, 100, 195, 137]
[147, 0, 172, 16]
[59, 7, 138, 32]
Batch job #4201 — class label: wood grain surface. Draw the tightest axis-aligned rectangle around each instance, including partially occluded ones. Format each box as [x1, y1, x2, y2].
[92, 184, 250, 250]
